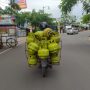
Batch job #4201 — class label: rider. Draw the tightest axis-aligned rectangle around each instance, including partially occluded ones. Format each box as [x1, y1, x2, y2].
[39, 22, 58, 32]
[39, 22, 49, 30]
[39, 22, 52, 68]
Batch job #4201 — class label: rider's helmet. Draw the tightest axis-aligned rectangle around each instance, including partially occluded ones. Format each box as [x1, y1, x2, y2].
[39, 22, 49, 30]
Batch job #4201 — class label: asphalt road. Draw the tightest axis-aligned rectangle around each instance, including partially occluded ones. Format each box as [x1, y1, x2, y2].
[0, 31, 90, 90]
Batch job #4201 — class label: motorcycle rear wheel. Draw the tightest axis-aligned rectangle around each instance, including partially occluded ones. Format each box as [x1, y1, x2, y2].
[42, 67, 47, 77]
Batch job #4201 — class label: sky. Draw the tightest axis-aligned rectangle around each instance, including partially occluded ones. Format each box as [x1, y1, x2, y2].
[0, 0, 83, 19]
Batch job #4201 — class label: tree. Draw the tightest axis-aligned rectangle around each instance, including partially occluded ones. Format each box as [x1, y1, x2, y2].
[0, 7, 55, 28]
[82, 14, 90, 23]
[59, 0, 78, 14]
[3, 6, 18, 15]
[59, 0, 90, 14]
[15, 12, 31, 26]
[60, 14, 77, 25]
[83, 0, 90, 14]
[10, 0, 21, 10]
[11, 3, 21, 10]
[30, 9, 55, 29]
[0, 8, 4, 15]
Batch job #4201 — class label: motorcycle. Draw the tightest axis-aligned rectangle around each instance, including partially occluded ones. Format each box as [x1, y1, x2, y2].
[25, 44, 52, 77]
[25, 28, 61, 77]
[25, 47, 61, 77]
[38, 56, 52, 77]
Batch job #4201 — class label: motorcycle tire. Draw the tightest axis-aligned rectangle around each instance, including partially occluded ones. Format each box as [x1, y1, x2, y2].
[42, 67, 47, 77]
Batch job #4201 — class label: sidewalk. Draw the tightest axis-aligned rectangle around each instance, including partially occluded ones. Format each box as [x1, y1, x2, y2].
[0, 37, 26, 53]
[17, 37, 26, 45]
[87, 30, 90, 40]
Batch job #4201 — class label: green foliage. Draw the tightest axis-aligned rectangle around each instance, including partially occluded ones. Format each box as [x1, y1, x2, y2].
[82, 14, 90, 23]
[60, 14, 76, 24]
[0, 7, 55, 27]
[11, 3, 21, 10]
[30, 9, 55, 27]
[59, 0, 90, 14]
[0, 6, 18, 15]
[15, 12, 31, 26]
[59, 0, 78, 14]
[83, 1, 90, 14]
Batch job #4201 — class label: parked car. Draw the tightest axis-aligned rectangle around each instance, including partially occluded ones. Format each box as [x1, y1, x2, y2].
[72, 27, 79, 34]
[66, 27, 79, 35]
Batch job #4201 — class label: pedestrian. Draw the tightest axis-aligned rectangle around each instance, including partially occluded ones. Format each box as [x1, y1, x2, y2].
[26, 28, 30, 36]
[0, 35, 3, 49]
[60, 26, 63, 33]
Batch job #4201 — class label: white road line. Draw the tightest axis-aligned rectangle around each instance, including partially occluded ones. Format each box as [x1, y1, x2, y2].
[0, 48, 12, 55]
[0, 42, 25, 55]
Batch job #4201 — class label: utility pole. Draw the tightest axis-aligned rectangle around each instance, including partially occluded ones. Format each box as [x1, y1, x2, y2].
[10, 0, 15, 5]
[43, 6, 45, 14]
[43, 6, 50, 14]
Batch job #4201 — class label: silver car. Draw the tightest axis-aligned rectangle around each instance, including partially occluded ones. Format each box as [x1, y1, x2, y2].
[72, 28, 79, 34]
[66, 27, 79, 35]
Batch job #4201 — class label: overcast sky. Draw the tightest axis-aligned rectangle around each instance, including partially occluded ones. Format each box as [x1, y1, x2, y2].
[22, 0, 62, 18]
[0, 0, 83, 19]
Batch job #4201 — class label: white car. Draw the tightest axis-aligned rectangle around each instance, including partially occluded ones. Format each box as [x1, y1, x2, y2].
[72, 28, 79, 34]
[66, 27, 79, 35]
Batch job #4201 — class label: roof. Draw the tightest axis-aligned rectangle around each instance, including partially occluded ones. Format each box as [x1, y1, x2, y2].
[0, 15, 15, 25]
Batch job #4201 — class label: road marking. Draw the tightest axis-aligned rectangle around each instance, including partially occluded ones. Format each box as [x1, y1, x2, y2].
[0, 42, 25, 55]
[0, 48, 12, 55]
